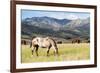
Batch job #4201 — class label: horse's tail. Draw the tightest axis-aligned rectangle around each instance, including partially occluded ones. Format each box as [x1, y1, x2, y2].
[50, 38, 59, 55]
[30, 41, 32, 48]
[51, 38, 57, 48]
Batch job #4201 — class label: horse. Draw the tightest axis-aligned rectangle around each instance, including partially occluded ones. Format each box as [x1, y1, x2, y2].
[30, 37, 59, 56]
[72, 38, 81, 44]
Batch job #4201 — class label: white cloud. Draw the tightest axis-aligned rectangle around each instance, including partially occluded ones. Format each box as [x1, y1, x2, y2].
[66, 14, 79, 20]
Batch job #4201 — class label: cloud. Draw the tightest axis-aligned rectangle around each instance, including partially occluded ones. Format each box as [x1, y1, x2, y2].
[22, 10, 90, 20]
[66, 14, 79, 20]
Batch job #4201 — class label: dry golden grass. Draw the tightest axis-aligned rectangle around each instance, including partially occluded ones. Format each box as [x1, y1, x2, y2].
[21, 43, 90, 63]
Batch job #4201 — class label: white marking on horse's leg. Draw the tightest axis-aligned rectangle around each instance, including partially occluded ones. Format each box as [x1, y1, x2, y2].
[52, 46, 58, 56]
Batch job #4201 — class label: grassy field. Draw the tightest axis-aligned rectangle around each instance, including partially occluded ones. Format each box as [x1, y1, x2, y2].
[21, 43, 90, 63]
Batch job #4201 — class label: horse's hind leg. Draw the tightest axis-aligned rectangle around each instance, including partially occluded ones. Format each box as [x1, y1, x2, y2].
[53, 47, 59, 56]
[56, 48, 59, 56]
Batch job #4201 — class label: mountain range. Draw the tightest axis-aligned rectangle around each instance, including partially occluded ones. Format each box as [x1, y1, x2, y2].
[21, 16, 90, 40]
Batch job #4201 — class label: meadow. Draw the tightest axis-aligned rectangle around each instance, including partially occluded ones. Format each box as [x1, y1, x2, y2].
[21, 43, 90, 63]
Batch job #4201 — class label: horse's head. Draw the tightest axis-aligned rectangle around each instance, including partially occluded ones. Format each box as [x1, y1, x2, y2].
[32, 38, 38, 45]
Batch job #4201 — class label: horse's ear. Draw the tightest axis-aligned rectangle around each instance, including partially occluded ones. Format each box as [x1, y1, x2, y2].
[33, 36, 36, 38]
[31, 36, 36, 40]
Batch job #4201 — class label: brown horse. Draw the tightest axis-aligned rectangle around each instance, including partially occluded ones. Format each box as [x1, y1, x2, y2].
[30, 37, 59, 56]
[72, 38, 81, 44]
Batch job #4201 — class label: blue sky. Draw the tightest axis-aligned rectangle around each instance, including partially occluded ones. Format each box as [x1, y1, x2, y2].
[21, 9, 90, 20]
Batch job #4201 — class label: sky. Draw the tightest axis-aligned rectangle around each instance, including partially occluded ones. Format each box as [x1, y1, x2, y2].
[21, 9, 90, 20]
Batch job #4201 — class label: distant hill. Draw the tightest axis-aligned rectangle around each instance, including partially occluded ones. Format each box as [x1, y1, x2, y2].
[21, 16, 90, 40]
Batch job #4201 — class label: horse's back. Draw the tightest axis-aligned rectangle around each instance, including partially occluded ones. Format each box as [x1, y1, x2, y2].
[31, 37, 57, 48]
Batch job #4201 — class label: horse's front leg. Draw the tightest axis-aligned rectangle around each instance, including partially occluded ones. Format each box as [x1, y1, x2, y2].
[31, 47, 35, 56]
[35, 45, 39, 56]
[47, 46, 51, 56]
[47, 49, 50, 56]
